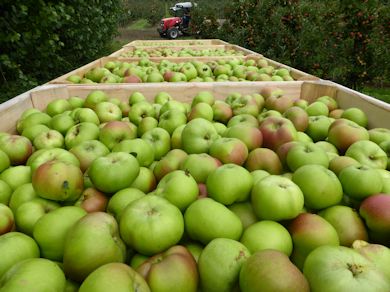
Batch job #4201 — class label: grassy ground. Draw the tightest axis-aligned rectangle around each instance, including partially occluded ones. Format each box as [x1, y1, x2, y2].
[362, 86, 390, 104]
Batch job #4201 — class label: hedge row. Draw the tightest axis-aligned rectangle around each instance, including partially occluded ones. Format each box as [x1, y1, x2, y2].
[0, 1, 122, 102]
[191, 0, 390, 89]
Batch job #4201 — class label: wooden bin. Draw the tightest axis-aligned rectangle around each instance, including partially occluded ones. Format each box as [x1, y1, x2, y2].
[123, 39, 229, 47]
[1, 81, 388, 134]
[109, 44, 252, 58]
[48, 55, 317, 84]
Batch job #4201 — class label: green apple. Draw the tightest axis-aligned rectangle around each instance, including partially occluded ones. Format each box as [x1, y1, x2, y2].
[180, 153, 221, 183]
[0, 258, 66, 291]
[50, 113, 75, 135]
[46, 99, 72, 117]
[303, 245, 390, 292]
[120, 195, 184, 255]
[88, 152, 140, 194]
[107, 188, 145, 220]
[79, 263, 150, 292]
[251, 175, 304, 221]
[198, 238, 250, 292]
[112, 138, 154, 167]
[0, 180, 12, 205]
[84, 90, 109, 111]
[0, 135, 32, 165]
[65, 122, 100, 149]
[71, 108, 100, 125]
[345, 140, 387, 169]
[69, 140, 110, 172]
[181, 118, 219, 154]
[33, 206, 87, 261]
[0, 165, 31, 190]
[184, 198, 243, 244]
[63, 212, 126, 282]
[341, 107, 368, 128]
[207, 163, 253, 204]
[33, 130, 64, 150]
[240, 220, 293, 256]
[286, 142, 329, 171]
[21, 124, 51, 142]
[141, 127, 171, 161]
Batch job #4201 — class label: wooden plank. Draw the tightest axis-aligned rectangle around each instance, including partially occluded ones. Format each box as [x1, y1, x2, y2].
[110, 45, 250, 58]
[123, 39, 229, 47]
[0, 88, 35, 133]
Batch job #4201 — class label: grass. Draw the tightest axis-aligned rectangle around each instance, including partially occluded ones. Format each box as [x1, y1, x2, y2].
[362, 86, 390, 104]
[127, 19, 151, 30]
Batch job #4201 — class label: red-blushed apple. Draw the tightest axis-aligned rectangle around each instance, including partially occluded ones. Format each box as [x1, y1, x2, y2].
[245, 148, 283, 174]
[265, 94, 296, 113]
[352, 240, 390, 281]
[303, 245, 390, 291]
[292, 164, 343, 210]
[151, 170, 198, 211]
[131, 167, 157, 193]
[181, 118, 219, 154]
[224, 124, 263, 151]
[0, 135, 32, 165]
[289, 213, 340, 269]
[137, 245, 198, 292]
[240, 250, 310, 292]
[0, 231, 40, 278]
[251, 175, 304, 221]
[339, 165, 383, 200]
[184, 198, 243, 244]
[153, 149, 188, 181]
[209, 137, 248, 165]
[63, 212, 126, 283]
[28, 148, 80, 174]
[257, 110, 282, 124]
[0, 258, 66, 291]
[88, 152, 140, 194]
[65, 122, 100, 150]
[318, 205, 368, 246]
[359, 194, 390, 243]
[212, 100, 233, 123]
[69, 140, 110, 172]
[180, 153, 221, 183]
[286, 142, 329, 171]
[0, 203, 14, 235]
[283, 106, 309, 131]
[328, 155, 360, 176]
[259, 116, 297, 151]
[32, 160, 84, 202]
[206, 164, 253, 205]
[198, 238, 250, 292]
[198, 183, 208, 198]
[74, 187, 108, 213]
[79, 263, 150, 292]
[276, 141, 301, 169]
[240, 220, 293, 255]
[119, 195, 184, 255]
[345, 140, 387, 169]
[33, 206, 87, 261]
[99, 121, 137, 150]
[107, 187, 145, 220]
[327, 119, 369, 152]
[123, 74, 142, 83]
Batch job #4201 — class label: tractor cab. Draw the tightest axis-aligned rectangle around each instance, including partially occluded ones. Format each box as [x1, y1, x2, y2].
[158, 2, 197, 39]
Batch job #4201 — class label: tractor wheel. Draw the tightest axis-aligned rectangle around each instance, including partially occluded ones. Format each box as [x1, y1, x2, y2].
[167, 28, 179, 39]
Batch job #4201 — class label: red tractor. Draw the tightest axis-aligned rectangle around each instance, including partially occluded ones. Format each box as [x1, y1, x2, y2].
[157, 2, 196, 39]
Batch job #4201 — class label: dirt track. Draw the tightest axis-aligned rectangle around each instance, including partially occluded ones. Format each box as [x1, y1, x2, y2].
[116, 26, 161, 44]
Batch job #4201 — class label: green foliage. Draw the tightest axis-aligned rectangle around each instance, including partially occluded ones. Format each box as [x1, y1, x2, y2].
[0, 0, 122, 102]
[193, 0, 390, 89]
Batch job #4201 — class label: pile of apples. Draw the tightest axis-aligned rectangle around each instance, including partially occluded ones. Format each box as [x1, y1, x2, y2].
[0, 87, 389, 291]
[66, 57, 295, 84]
[119, 47, 246, 58]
